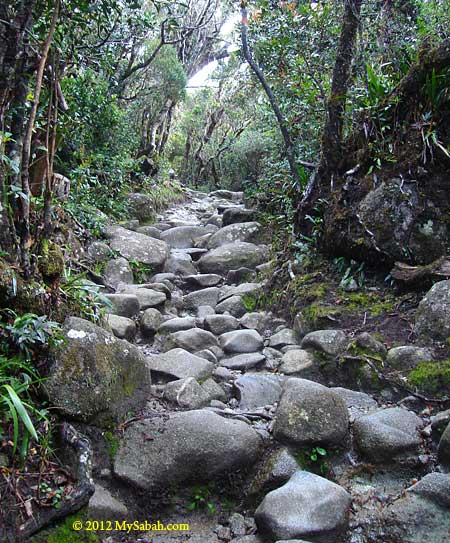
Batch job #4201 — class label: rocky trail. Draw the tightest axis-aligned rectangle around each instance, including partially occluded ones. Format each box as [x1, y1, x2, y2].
[40, 187, 450, 543]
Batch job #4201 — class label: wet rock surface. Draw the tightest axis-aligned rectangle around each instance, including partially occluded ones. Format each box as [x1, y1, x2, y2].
[58, 188, 448, 543]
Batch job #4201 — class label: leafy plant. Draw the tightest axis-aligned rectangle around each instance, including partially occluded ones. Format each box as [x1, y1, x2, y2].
[295, 446, 329, 475]
[59, 269, 112, 322]
[2, 312, 63, 360]
[187, 484, 216, 515]
[129, 259, 153, 283]
[0, 354, 48, 461]
[334, 257, 365, 288]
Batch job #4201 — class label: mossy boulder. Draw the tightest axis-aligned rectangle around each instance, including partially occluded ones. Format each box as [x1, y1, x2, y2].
[415, 280, 450, 341]
[38, 239, 65, 281]
[45, 317, 151, 426]
[408, 359, 450, 396]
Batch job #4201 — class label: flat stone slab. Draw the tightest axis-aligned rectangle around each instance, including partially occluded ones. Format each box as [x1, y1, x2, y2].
[146, 348, 214, 381]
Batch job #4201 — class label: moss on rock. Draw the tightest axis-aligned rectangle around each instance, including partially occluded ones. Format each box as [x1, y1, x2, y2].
[408, 359, 450, 395]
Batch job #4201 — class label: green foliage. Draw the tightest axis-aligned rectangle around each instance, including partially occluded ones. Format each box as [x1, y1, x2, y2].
[187, 484, 216, 515]
[408, 359, 450, 395]
[59, 269, 112, 323]
[0, 353, 48, 462]
[1, 312, 63, 361]
[103, 430, 120, 462]
[294, 446, 329, 476]
[334, 257, 365, 288]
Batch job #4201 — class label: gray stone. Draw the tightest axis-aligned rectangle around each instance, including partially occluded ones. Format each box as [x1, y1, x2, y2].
[255, 471, 351, 543]
[104, 257, 133, 288]
[87, 241, 111, 262]
[273, 378, 349, 447]
[121, 219, 139, 231]
[354, 332, 387, 358]
[227, 268, 256, 284]
[161, 225, 216, 249]
[151, 272, 176, 283]
[230, 537, 264, 543]
[207, 222, 262, 249]
[184, 287, 221, 310]
[163, 252, 196, 276]
[386, 346, 433, 371]
[197, 305, 215, 318]
[163, 377, 210, 409]
[219, 282, 262, 302]
[209, 189, 244, 202]
[195, 349, 218, 364]
[220, 353, 265, 370]
[269, 329, 298, 349]
[331, 387, 377, 410]
[235, 374, 285, 410]
[438, 422, 450, 468]
[353, 407, 423, 463]
[247, 448, 298, 499]
[146, 348, 214, 381]
[107, 225, 169, 268]
[198, 242, 269, 275]
[183, 274, 223, 289]
[431, 409, 450, 438]
[158, 317, 196, 334]
[127, 192, 155, 222]
[46, 318, 151, 424]
[301, 330, 348, 356]
[133, 288, 166, 309]
[220, 330, 263, 354]
[114, 410, 262, 490]
[239, 312, 271, 333]
[222, 207, 256, 226]
[141, 308, 163, 337]
[106, 314, 136, 341]
[205, 314, 240, 335]
[408, 472, 450, 508]
[216, 296, 247, 318]
[279, 350, 316, 376]
[105, 294, 140, 318]
[88, 484, 128, 520]
[136, 225, 161, 239]
[171, 328, 219, 352]
[201, 377, 227, 403]
[415, 280, 450, 341]
[382, 492, 450, 543]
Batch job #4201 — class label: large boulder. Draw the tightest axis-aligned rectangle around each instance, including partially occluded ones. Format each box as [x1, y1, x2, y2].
[301, 330, 348, 357]
[104, 257, 133, 288]
[184, 287, 221, 311]
[255, 471, 351, 543]
[161, 225, 216, 249]
[127, 192, 155, 221]
[235, 374, 285, 410]
[45, 317, 151, 424]
[163, 252, 197, 276]
[415, 280, 450, 341]
[113, 410, 262, 490]
[107, 225, 169, 268]
[353, 407, 423, 463]
[273, 378, 349, 447]
[198, 242, 268, 275]
[170, 328, 219, 352]
[106, 314, 136, 341]
[222, 207, 256, 226]
[386, 346, 433, 371]
[105, 294, 140, 318]
[207, 222, 262, 250]
[204, 314, 240, 335]
[146, 348, 214, 381]
[219, 330, 264, 354]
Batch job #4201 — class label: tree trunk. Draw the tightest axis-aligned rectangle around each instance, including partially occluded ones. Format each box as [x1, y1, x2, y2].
[297, 0, 362, 225]
[19, 0, 60, 272]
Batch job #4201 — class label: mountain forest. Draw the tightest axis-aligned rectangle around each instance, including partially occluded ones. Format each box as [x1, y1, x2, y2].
[1, 1, 450, 542]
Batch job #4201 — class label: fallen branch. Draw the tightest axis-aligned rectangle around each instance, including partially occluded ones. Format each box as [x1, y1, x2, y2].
[390, 256, 450, 283]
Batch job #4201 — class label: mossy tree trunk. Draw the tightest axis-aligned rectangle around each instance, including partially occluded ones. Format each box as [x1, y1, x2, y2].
[297, 0, 363, 230]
